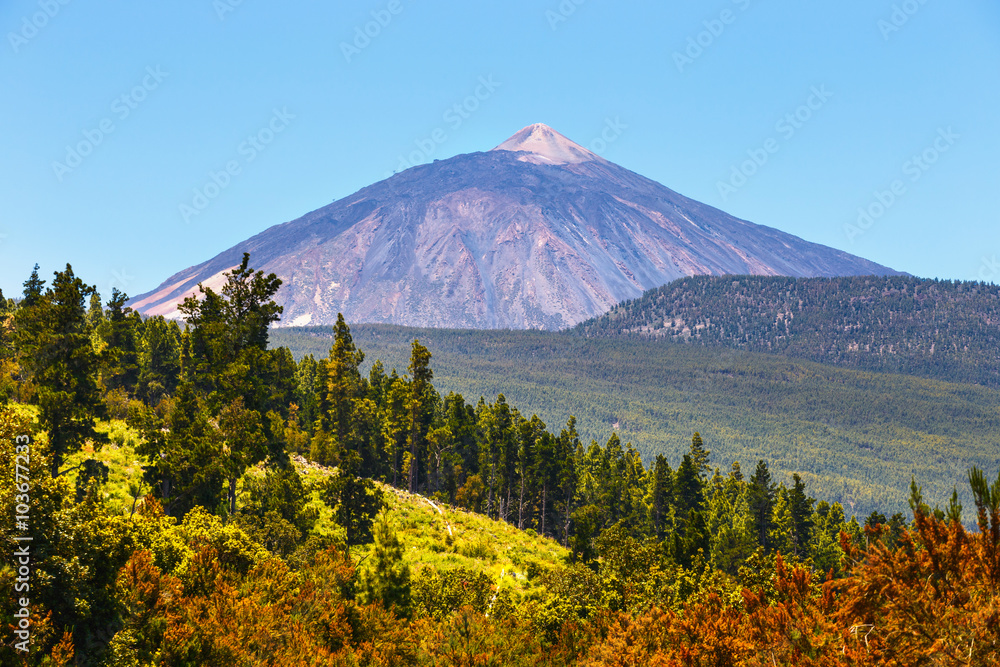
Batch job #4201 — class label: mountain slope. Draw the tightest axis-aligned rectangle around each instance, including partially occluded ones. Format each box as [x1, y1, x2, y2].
[131, 124, 900, 329]
[575, 275, 1000, 388]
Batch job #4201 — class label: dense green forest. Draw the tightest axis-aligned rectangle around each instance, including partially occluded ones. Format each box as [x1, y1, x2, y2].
[574, 275, 1000, 388]
[2, 258, 999, 664]
[272, 324, 1000, 519]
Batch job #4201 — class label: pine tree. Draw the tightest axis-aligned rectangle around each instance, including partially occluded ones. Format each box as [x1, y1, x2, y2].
[622, 442, 648, 536]
[322, 451, 385, 547]
[16, 264, 107, 477]
[218, 252, 282, 354]
[323, 314, 366, 449]
[478, 395, 515, 518]
[178, 252, 283, 410]
[809, 501, 847, 576]
[293, 353, 321, 433]
[769, 487, 795, 557]
[674, 454, 703, 525]
[86, 290, 104, 333]
[649, 455, 673, 541]
[706, 466, 754, 574]
[101, 288, 141, 392]
[426, 425, 455, 496]
[138, 382, 223, 517]
[748, 459, 777, 551]
[361, 512, 411, 617]
[444, 391, 478, 481]
[556, 417, 580, 546]
[217, 397, 267, 515]
[533, 426, 559, 537]
[515, 415, 544, 529]
[21, 264, 45, 307]
[380, 376, 410, 486]
[689, 431, 710, 477]
[787, 473, 815, 558]
[406, 339, 434, 493]
[137, 316, 181, 404]
[601, 433, 627, 525]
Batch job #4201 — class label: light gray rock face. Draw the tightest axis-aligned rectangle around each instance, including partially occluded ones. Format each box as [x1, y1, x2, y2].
[132, 124, 901, 329]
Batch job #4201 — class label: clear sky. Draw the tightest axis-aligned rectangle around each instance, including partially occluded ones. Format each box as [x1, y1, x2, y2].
[2, 1, 998, 300]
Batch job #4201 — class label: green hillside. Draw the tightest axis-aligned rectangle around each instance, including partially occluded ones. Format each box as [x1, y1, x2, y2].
[60, 427, 569, 604]
[574, 275, 1000, 388]
[271, 324, 1000, 519]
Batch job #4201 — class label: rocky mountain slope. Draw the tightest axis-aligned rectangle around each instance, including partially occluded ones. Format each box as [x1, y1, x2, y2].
[132, 124, 901, 329]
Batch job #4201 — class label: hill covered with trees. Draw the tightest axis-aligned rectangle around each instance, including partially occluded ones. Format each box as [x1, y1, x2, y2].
[573, 275, 1000, 388]
[2, 258, 999, 664]
[272, 324, 1000, 520]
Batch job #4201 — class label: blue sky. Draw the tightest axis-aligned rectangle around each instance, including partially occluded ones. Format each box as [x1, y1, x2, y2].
[2, 1, 998, 300]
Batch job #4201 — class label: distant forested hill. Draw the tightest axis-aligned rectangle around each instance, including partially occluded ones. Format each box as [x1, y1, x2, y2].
[573, 275, 1000, 388]
[271, 324, 1000, 519]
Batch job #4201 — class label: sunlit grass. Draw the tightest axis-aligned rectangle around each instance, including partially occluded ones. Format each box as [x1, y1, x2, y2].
[64, 418, 569, 599]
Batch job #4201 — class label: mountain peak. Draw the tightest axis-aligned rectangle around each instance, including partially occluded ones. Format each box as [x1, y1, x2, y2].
[133, 123, 902, 330]
[492, 123, 600, 165]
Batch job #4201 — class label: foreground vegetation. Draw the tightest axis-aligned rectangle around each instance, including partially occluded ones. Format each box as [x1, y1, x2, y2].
[2, 259, 999, 664]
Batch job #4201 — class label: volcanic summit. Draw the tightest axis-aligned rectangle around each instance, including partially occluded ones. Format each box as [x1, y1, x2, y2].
[132, 124, 900, 329]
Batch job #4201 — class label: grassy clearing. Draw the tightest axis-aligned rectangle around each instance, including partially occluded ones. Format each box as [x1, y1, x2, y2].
[294, 452, 569, 597]
[65, 421, 569, 598]
[372, 485, 569, 598]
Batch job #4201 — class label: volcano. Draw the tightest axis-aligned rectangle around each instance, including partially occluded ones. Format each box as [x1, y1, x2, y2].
[131, 123, 901, 329]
